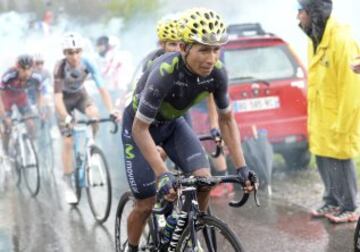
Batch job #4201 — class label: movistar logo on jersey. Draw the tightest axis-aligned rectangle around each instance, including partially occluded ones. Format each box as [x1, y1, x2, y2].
[125, 144, 135, 159]
[160, 57, 179, 76]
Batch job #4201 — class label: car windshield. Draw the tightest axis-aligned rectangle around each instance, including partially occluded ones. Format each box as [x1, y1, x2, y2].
[223, 45, 297, 83]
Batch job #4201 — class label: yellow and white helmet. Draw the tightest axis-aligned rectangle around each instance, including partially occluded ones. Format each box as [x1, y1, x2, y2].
[156, 16, 181, 42]
[179, 8, 228, 46]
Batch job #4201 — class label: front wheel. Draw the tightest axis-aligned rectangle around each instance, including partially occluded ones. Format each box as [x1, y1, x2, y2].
[177, 214, 244, 252]
[22, 135, 40, 197]
[115, 191, 156, 252]
[86, 145, 112, 223]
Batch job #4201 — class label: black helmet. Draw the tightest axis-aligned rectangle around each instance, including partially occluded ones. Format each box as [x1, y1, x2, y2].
[96, 36, 109, 46]
[17, 54, 34, 69]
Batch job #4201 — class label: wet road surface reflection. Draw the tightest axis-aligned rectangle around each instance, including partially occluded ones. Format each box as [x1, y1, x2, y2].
[0, 133, 357, 252]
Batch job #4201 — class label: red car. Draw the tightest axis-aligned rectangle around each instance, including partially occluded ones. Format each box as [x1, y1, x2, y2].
[191, 23, 310, 169]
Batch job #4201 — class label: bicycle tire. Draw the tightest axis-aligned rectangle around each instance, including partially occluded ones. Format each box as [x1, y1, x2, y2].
[176, 214, 244, 252]
[22, 135, 40, 197]
[115, 191, 156, 252]
[71, 154, 82, 206]
[354, 217, 360, 252]
[86, 145, 112, 223]
[10, 139, 22, 186]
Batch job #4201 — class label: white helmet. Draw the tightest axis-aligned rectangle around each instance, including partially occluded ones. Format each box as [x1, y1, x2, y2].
[62, 32, 83, 51]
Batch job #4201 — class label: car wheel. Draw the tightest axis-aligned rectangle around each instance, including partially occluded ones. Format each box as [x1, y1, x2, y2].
[282, 148, 311, 170]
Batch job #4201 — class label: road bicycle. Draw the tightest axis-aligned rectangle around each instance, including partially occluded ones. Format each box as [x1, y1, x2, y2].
[8, 115, 40, 197]
[70, 117, 117, 223]
[115, 135, 260, 252]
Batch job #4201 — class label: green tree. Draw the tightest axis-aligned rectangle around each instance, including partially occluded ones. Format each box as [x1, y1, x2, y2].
[104, 0, 162, 25]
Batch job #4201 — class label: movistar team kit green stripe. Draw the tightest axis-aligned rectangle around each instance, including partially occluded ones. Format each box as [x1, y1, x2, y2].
[132, 51, 230, 123]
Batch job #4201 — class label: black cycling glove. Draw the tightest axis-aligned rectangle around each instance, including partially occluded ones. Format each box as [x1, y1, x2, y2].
[157, 172, 176, 199]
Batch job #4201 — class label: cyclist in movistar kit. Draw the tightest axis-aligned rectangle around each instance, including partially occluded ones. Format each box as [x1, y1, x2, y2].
[54, 32, 119, 204]
[121, 8, 254, 252]
[142, 15, 182, 73]
[146, 15, 234, 197]
[0, 55, 42, 154]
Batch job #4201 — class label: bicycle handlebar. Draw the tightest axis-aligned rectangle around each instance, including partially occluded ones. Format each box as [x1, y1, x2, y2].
[76, 117, 118, 134]
[11, 115, 39, 124]
[153, 174, 260, 215]
[198, 134, 222, 158]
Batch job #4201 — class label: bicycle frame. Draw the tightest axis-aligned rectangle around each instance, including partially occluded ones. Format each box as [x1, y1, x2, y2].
[72, 125, 91, 188]
[11, 119, 31, 168]
[169, 186, 200, 251]
[72, 124, 107, 189]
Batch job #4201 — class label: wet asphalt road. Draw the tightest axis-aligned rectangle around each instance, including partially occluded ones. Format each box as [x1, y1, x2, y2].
[0, 131, 357, 252]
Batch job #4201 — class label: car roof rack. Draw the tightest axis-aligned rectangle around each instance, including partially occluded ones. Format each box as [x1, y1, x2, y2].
[227, 23, 268, 37]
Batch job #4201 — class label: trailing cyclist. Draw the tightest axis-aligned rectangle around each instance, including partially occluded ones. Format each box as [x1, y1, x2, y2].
[0, 54, 42, 155]
[121, 8, 255, 252]
[54, 32, 120, 204]
[142, 15, 182, 73]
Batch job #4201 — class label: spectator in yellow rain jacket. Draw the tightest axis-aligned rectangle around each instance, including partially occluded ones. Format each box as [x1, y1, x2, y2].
[297, 0, 360, 223]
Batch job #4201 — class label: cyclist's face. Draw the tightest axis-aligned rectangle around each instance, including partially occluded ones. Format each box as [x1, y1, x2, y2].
[34, 61, 44, 71]
[18, 67, 33, 80]
[161, 41, 181, 52]
[183, 43, 220, 77]
[96, 44, 107, 56]
[64, 48, 82, 67]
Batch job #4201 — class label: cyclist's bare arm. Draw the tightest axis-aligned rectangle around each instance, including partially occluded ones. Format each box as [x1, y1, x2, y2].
[54, 92, 69, 119]
[218, 110, 246, 168]
[0, 91, 6, 117]
[132, 117, 168, 177]
[98, 87, 114, 113]
[207, 94, 219, 129]
[36, 89, 45, 111]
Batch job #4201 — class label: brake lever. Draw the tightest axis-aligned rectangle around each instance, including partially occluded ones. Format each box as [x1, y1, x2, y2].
[109, 116, 119, 134]
[211, 137, 223, 158]
[251, 172, 261, 207]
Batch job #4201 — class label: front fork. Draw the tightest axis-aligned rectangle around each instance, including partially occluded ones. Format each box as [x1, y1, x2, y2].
[85, 140, 106, 188]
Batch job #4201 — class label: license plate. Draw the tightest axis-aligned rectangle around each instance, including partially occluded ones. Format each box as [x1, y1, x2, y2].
[233, 96, 280, 113]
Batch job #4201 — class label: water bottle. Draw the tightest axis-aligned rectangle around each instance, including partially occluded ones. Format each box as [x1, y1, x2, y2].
[161, 212, 178, 245]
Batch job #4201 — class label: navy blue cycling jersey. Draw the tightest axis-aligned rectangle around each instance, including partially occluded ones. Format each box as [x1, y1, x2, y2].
[132, 52, 230, 124]
[141, 48, 165, 73]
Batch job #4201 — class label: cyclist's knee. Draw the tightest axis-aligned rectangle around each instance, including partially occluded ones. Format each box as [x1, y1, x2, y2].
[85, 105, 99, 118]
[193, 168, 211, 192]
[134, 197, 155, 216]
[192, 167, 211, 177]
